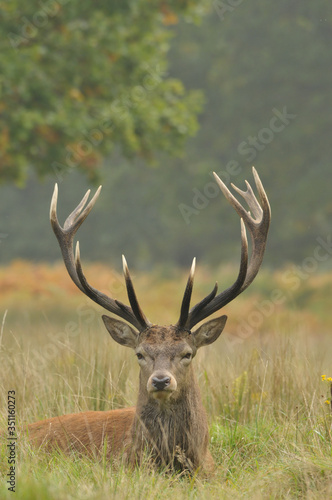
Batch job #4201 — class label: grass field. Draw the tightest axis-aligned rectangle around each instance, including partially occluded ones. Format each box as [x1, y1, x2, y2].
[0, 261, 331, 499]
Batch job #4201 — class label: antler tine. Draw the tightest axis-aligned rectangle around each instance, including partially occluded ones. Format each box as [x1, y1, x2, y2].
[238, 167, 270, 289]
[50, 184, 101, 235]
[51, 185, 150, 332]
[213, 174, 251, 226]
[122, 255, 151, 330]
[231, 181, 262, 220]
[187, 168, 270, 330]
[252, 166, 270, 212]
[187, 218, 248, 329]
[214, 168, 270, 290]
[73, 243, 142, 330]
[177, 258, 196, 329]
[64, 187, 101, 231]
[50, 184, 101, 291]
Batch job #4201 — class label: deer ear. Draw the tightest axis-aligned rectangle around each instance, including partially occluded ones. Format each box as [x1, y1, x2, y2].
[102, 315, 138, 348]
[192, 315, 227, 348]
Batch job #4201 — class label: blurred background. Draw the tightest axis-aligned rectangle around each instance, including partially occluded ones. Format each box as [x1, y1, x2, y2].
[0, 0, 331, 271]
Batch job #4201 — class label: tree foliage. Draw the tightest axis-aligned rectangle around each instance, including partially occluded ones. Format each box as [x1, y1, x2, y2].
[0, 0, 205, 184]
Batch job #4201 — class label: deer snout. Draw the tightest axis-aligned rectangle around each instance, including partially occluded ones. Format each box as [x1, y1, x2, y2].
[152, 375, 171, 391]
[147, 371, 177, 399]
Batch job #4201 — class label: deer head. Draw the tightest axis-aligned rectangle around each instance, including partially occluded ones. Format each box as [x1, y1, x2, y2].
[50, 168, 270, 406]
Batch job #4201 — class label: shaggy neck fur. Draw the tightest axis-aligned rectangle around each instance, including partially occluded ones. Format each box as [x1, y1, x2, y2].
[128, 367, 209, 472]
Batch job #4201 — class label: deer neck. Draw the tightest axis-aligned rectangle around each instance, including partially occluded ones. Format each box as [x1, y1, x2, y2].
[130, 368, 209, 470]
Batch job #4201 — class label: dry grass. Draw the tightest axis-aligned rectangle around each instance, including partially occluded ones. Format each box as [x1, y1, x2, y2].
[0, 261, 331, 499]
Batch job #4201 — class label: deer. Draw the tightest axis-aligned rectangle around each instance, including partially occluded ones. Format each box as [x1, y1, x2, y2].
[26, 167, 270, 474]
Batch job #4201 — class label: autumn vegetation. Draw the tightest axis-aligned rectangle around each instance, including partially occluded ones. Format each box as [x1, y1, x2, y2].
[0, 261, 331, 498]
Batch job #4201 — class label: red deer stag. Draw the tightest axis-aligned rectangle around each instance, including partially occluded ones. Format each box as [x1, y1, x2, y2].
[27, 168, 270, 473]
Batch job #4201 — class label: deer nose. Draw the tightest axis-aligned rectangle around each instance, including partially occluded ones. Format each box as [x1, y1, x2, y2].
[152, 375, 171, 391]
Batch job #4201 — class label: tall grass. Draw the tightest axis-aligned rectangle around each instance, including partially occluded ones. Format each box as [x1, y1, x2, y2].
[0, 261, 331, 499]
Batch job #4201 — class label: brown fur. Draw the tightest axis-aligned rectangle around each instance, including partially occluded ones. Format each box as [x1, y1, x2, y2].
[27, 407, 135, 458]
[25, 320, 227, 474]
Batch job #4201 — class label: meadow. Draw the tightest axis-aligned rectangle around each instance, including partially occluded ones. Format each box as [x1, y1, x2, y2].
[0, 260, 331, 499]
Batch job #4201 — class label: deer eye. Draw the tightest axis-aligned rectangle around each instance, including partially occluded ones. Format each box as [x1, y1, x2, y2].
[136, 353, 144, 361]
[182, 352, 192, 360]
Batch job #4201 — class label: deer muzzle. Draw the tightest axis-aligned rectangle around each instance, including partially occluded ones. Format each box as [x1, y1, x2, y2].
[147, 370, 177, 400]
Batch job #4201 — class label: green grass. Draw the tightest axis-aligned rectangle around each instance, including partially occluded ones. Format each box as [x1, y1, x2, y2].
[0, 263, 332, 498]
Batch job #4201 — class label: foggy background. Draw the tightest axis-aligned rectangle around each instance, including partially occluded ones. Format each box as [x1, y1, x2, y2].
[1, 2, 331, 273]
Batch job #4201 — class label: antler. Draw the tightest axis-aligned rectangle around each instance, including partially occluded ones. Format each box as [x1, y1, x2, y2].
[177, 167, 271, 330]
[50, 184, 151, 332]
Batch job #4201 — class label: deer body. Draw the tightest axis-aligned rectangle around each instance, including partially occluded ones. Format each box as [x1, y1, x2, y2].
[27, 407, 135, 458]
[27, 323, 220, 473]
[27, 395, 212, 472]
[25, 168, 270, 474]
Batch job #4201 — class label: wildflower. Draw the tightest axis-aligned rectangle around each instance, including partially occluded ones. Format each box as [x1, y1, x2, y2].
[327, 377, 332, 382]
[324, 400, 331, 405]
[321, 375, 326, 381]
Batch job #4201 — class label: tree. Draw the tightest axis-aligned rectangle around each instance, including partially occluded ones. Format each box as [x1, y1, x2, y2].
[0, 1, 206, 184]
